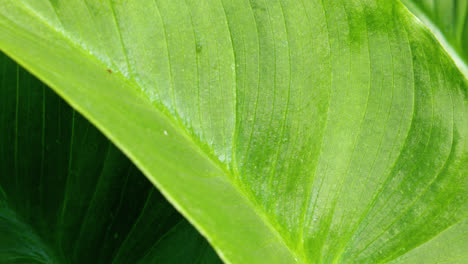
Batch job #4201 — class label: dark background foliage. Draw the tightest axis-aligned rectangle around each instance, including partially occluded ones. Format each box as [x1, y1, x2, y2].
[0, 52, 221, 264]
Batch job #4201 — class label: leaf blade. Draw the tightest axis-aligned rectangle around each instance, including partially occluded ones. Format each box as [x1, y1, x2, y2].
[0, 52, 222, 264]
[0, 0, 467, 263]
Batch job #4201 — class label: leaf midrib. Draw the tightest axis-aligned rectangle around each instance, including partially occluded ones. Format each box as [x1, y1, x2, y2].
[9, 1, 303, 263]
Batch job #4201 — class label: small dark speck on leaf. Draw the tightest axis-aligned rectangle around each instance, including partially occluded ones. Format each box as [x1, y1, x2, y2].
[196, 43, 203, 53]
[107, 69, 112, 73]
[251, 3, 266, 11]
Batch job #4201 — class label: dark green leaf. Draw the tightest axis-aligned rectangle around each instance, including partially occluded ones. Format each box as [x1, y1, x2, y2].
[0, 53, 221, 264]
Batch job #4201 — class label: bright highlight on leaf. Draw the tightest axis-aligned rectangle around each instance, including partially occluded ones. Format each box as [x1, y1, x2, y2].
[0, 0, 467, 263]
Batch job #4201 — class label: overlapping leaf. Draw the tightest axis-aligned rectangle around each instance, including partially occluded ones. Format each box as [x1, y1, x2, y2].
[402, 0, 468, 77]
[0, 53, 221, 264]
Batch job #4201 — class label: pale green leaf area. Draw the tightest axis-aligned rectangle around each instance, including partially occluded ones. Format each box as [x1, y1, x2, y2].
[0, 0, 467, 263]
[0, 53, 222, 264]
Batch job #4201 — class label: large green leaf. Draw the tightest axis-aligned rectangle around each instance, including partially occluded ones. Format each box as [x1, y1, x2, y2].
[0, 0, 467, 263]
[0, 53, 221, 263]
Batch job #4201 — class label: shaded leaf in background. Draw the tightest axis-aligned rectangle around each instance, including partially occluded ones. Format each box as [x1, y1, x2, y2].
[0, 0, 467, 263]
[0, 53, 221, 264]
[402, 0, 468, 77]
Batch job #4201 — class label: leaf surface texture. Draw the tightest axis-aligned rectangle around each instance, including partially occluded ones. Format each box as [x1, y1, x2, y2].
[0, 0, 467, 263]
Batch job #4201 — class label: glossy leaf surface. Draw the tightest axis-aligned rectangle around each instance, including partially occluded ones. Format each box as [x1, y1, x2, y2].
[0, 0, 467, 263]
[0, 53, 221, 264]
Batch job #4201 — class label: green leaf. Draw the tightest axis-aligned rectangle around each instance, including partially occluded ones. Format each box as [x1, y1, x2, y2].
[0, 53, 221, 263]
[402, 0, 468, 78]
[0, 0, 467, 263]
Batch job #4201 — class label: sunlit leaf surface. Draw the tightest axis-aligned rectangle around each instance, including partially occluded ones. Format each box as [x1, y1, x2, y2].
[0, 0, 466, 263]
